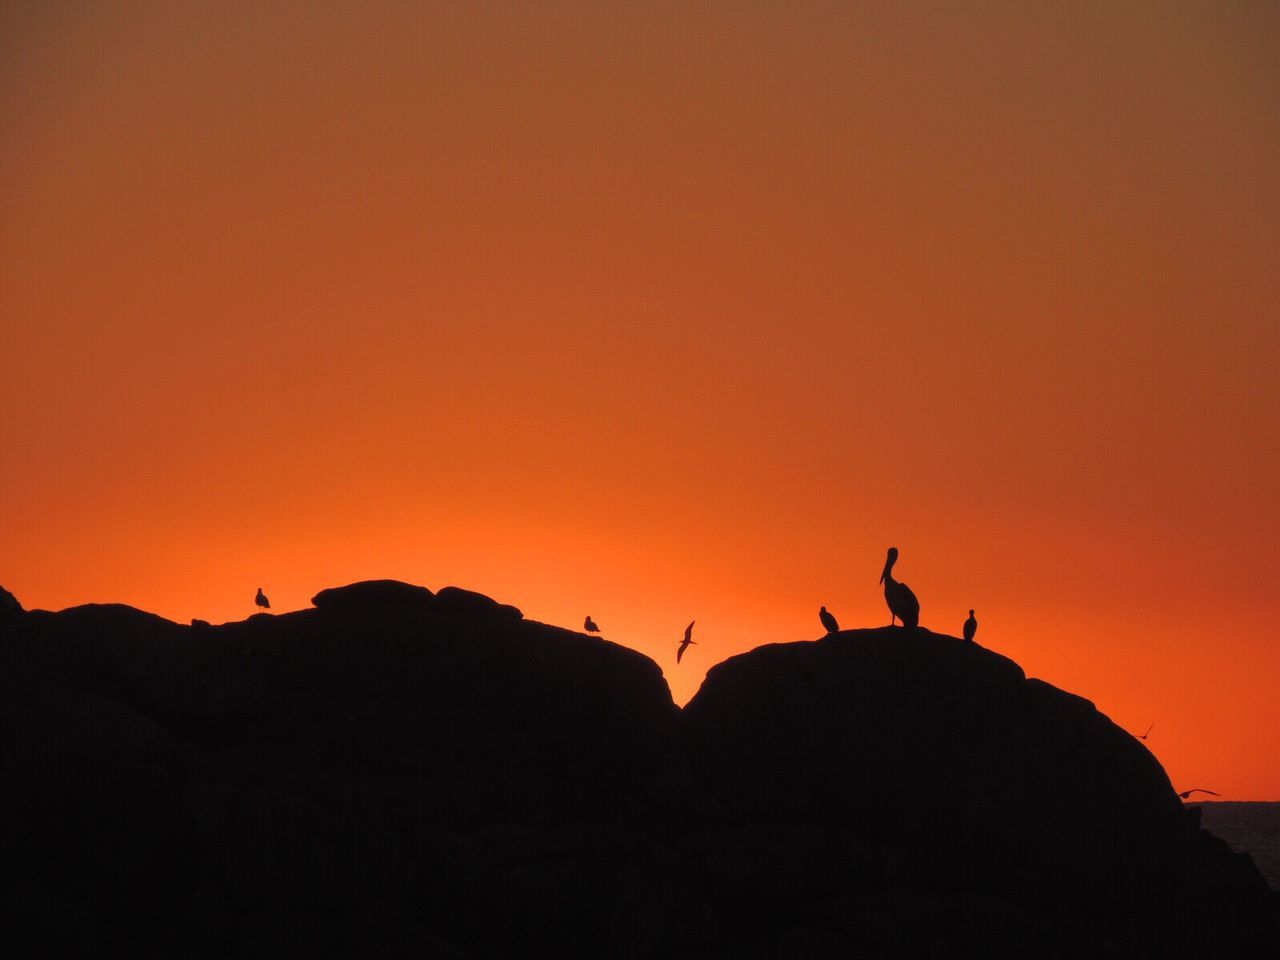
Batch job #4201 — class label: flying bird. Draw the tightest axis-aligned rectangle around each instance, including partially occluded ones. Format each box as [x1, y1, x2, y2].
[1137, 722, 1155, 741]
[879, 547, 919, 629]
[963, 609, 977, 643]
[676, 620, 696, 663]
[584, 616, 600, 633]
[819, 606, 840, 634]
[255, 587, 270, 611]
[1177, 788, 1220, 799]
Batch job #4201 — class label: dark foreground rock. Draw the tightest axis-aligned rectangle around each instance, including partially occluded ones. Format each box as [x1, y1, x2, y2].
[0, 585, 1274, 958]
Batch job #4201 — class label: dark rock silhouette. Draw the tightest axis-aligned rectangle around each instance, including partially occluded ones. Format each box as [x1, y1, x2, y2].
[0, 583, 22, 620]
[0, 583, 1274, 957]
[312, 579, 436, 609]
[433, 585, 523, 621]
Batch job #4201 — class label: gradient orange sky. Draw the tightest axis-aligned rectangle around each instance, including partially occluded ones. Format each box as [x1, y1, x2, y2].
[2, 2, 1277, 797]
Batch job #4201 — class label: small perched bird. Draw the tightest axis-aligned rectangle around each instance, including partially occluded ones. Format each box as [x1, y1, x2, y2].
[1137, 722, 1155, 741]
[963, 609, 977, 643]
[677, 620, 696, 663]
[1177, 788, 1220, 799]
[584, 616, 600, 633]
[255, 587, 270, 611]
[819, 606, 840, 634]
[880, 547, 919, 629]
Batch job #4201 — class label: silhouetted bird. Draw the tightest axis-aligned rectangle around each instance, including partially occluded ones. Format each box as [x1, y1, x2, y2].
[677, 620, 696, 663]
[819, 606, 839, 634]
[963, 609, 977, 642]
[255, 587, 270, 611]
[879, 547, 919, 629]
[1137, 722, 1155, 741]
[584, 616, 600, 633]
[1177, 788, 1220, 799]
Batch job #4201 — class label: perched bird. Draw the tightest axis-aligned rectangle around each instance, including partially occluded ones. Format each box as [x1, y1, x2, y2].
[255, 587, 270, 611]
[1137, 722, 1155, 741]
[584, 616, 600, 634]
[1178, 788, 1220, 799]
[879, 547, 919, 629]
[819, 606, 840, 634]
[676, 620, 696, 664]
[963, 609, 977, 643]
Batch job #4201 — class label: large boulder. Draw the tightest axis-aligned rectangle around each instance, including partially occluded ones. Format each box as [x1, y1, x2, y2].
[0, 584, 23, 621]
[311, 579, 436, 610]
[678, 627, 1277, 951]
[432, 586, 523, 621]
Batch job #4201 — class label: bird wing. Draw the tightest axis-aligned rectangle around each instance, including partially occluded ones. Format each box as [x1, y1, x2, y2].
[676, 641, 686, 663]
[684, 620, 695, 642]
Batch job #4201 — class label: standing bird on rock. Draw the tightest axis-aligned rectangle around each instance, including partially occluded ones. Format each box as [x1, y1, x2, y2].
[819, 606, 840, 634]
[677, 620, 696, 663]
[255, 587, 270, 612]
[879, 547, 919, 629]
[584, 616, 600, 634]
[963, 609, 977, 643]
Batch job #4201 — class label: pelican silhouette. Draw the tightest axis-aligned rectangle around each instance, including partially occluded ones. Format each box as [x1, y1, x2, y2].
[677, 620, 696, 663]
[963, 609, 977, 642]
[1177, 788, 1220, 799]
[255, 587, 270, 612]
[819, 606, 839, 634]
[879, 547, 919, 629]
[584, 616, 600, 633]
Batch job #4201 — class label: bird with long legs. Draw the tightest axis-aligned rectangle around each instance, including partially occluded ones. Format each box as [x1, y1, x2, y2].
[879, 547, 919, 629]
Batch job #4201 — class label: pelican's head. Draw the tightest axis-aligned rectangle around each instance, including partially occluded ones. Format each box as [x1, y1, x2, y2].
[880, 547, 898, 584]
[969, 609, 974, 616]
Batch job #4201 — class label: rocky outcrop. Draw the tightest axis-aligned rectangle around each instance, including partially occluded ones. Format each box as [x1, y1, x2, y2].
[311, 579, 436, 609]
[0, 586, 1273, 957]
[677, 628, 1276, 955]
[0, 583, 22, 620]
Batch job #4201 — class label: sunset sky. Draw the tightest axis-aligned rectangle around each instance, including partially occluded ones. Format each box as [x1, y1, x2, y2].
[2, 2, 1277, 798]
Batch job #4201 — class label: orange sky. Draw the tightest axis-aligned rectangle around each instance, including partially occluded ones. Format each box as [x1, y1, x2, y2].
[2, 2, 1277, 798]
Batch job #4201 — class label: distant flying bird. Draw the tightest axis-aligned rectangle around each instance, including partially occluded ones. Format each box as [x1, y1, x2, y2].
[819, 606, 840, 634]
[880, 547, 919, 629]
[255, 587, 270, 611]
[584, 616, 600, 634]
[1137, 722, 1155, 741]
[676, 620, 696, 663]
[1177, 788, 1220, 799]
[963, 609, 977, 643]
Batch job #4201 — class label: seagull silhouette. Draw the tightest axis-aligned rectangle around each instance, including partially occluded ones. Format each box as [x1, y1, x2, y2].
[819, 606, 839, 634]
[676, 620, 696, 663]
[1137, 722, 1154, 740]
[584, 616, 599, 634]
[1177, 788, 1220, 799]
[255, 587, 270, 612]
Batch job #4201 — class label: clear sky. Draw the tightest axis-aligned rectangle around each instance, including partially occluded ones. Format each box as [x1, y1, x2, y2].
[2, 2, 1277, 797]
